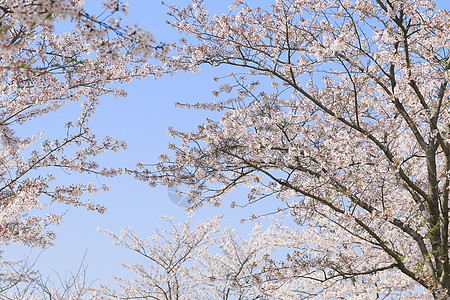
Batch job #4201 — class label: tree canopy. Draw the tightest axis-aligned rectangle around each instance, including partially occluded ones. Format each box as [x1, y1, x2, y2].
[128, 0, 450, 298]
[1, 0, 450, 299]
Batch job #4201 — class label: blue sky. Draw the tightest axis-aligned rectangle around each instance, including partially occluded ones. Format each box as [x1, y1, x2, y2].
[4, 0, 450, 291]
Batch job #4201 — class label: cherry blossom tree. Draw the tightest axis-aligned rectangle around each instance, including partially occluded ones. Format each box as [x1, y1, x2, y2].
[0, 0, 167, 249]
[131, 0, 450, 298]
[97, 216, 325, 300]
[98, 216, 223, 299]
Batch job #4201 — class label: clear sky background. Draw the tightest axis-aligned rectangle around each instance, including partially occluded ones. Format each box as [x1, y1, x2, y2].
[3, 0, 450, 291]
